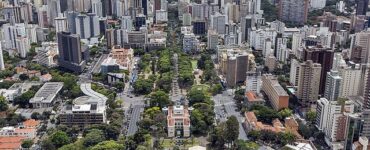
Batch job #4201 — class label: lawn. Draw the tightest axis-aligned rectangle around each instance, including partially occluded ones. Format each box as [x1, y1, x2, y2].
[191, 84, 210, 92]
[191, 60, 197, 70]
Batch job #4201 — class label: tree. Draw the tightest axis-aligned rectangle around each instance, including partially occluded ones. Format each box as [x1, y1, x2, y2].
[149, 90, 170, 108]
[19, 74, 29, 81]
[83, 129, 106, 147]
[31, 112, 42, 120]
[113, 82, 125, 91]
[187, 89, 209, 106]
[210, 83, 223, 95]
[247, 130, 261, 141]
[306, 110, 317, 124]
[279, 108, 293, 119]
[50, 130, 71, 148]
[0, 96, 8, 111]
[21, 139, 34, 148]
[91, 140, 125, 150]
[41, 139, 56, 150]
[225, 116, 239, 146]
[236, 140, 259, 150]
[133, 78, 153, 95]
[278, 132, 296, 145]
[250, 105, 281, 123]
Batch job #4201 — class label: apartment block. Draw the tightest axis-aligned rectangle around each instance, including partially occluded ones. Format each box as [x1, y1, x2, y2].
[261, 74, 289, 110]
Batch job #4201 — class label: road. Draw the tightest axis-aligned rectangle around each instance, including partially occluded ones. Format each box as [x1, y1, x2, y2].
[126, 104, 145, 136]
[213, 91, 248, 140]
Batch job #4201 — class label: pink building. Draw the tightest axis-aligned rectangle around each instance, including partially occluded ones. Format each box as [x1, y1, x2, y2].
[165, 105, 191, 137]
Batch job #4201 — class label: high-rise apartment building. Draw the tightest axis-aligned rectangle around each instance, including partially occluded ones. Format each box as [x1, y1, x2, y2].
[55, 16, 68, 33]
[210, 12, 226, 34]
[324, 70, 342, 101]
[278, 0, 309, 25]
[207, 29, 218, 50]
[350, 31, 370, 64]
[355, 0, 369, 15]
[57, 32, 85, 72]
[0, 44, 4, 71]
[304, 46, 334, 95]
[289, 59, 301, 86]
[297, 60, 322, 107]
[316, 98, 355, 145]
[261, 74, 289, 110]
[310, 0, 327, 9]
[338, 62, 362, 98]
[245, 70, 261, 93]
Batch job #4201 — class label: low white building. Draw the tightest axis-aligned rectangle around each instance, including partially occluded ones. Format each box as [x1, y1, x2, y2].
[0, 89, 17, 102]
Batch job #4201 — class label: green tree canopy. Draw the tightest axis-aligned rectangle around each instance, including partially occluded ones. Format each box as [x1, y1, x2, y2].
[21, 139, 33, 148]
[0, 96, 8, 111]
[83, 129, 106, 147]
[50, 130, 71, 148]
[149, 90, 170, 108]
[91, 140, 125, 150]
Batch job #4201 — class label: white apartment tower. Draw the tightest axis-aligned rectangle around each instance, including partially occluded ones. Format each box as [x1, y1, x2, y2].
[207, 29, 218, 50]
[211, 13, 226, 35]
[55, 17, 68, 33]
[316, 98, 354, 146]
[324, 70, 342, 101]
[245, 71, 261, 93]
[338, 62, 362, 97]
[0, 44, 4, 70]
[289, 59, 301, 86]
[310, 0, 327, 9]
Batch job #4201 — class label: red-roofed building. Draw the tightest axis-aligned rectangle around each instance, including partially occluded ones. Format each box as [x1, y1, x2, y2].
[165, 105, 191, 137]
[22, 119, 40, 129]
[0, 136, 26, 150]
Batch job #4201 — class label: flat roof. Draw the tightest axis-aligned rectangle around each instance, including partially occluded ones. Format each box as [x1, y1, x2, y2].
[30, 82, 63, 103]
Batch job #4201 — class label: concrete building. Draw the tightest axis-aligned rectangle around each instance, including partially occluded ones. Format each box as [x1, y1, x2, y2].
[36, 42, 58, 67]
[75, 14, 90, 39]
[297, 60, 322, 108]
[324, 70, 342, 101]
[338, 63, 361, 98]
[59, 83, 107, 127]
[219, 51, 253, 87]
[245, 91, 265, 109]
[183, 33, 199, 53]
[107, 73, 125, 84]
[127, 29, 147, 49]
[245, 70, 261, 93]
[0, 43, 4, 71]
[261, 74, 289, 110]
[289, 59, 301, 86]
[207, 29, 218, 50]
[355, 0, 369, 15]
[15, 36, 30, 58]
[0, 89, 17, 102]
[182, 13, 192, 26]
[110, 46, 133, 70]
[278, 0, 309, 25]
[310, 0, 327, 9]
[304, 46, 334, 95]
[315, 98, 355, 147]
[350, 31, 370, 64]
[55, 16, 68, 33]
[210, 13, 226, 34]
[163, 105, 191, 138]
[30, 82, 64, 108]
[57, 32, 85, 72]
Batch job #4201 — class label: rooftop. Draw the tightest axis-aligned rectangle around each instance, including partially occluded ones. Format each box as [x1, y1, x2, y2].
[29, 82, 63, 104]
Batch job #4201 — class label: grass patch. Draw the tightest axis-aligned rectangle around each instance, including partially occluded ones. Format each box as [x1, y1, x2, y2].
[191, 84, 210, 92]
[161, 139, 175, 148]
[191, 60, 197, 70]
